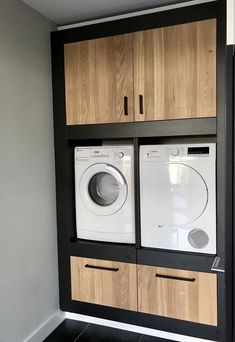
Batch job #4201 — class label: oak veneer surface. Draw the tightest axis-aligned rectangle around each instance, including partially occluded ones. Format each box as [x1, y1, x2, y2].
[64, 19, 216, 125]
[133, 19, 216, 121]
[71, 256, 137, 311]
[64, 34, 133, 125]
[138, 265, 217, 326]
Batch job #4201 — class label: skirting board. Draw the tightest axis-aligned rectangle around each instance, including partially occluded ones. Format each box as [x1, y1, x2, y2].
[65, 312, 217, 342]
[24, 310, 65, 342]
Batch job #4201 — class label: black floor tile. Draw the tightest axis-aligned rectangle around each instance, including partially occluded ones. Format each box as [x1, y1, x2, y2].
[44, 319, 88, 342]
[77, 323, 142, 342]
[141, 335, 174, 342]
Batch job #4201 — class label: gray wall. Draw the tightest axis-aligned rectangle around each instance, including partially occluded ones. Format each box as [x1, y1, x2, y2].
[0, 0, 59, 341]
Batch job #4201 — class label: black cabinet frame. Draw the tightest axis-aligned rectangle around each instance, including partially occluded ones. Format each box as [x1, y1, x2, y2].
[51, 1, 234, 341]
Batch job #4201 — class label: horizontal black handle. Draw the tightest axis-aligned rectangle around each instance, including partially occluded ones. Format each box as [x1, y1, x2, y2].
[85, 264, 119, 272]
[155, 273, 196, 282]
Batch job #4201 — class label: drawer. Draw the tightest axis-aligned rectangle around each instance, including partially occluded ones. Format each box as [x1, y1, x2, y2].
[138, 265, 217, 325]
[71, 256, 137, 311]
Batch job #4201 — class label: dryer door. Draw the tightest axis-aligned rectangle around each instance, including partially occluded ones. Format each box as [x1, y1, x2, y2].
[141, 162, 208, 226]
[80, 163, 127, 216]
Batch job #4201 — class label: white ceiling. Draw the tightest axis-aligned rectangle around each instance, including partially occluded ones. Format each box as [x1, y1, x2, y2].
[21, 0, 191, 26]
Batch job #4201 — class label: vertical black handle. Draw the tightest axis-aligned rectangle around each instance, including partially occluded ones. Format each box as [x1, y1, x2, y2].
[139, 95, 144, 114]
[124, 96, 128, 116]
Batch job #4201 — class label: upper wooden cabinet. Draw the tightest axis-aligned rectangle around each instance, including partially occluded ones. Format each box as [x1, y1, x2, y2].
[64, 34, 133, 125]
[133, 19, 216, 121]
[64, 19, 216, 125]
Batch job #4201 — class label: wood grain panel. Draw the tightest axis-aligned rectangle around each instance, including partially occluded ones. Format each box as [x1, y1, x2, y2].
[196, 19, 216, 117]
[163, 21, 197, 119]
[133, 19, 216, 121]
[71, 256, 137, 311]
[64, 34, 133, 125]
[133, 27, 164, 121]
[137, 265, 217, 325]
[114, 34, 134, 122]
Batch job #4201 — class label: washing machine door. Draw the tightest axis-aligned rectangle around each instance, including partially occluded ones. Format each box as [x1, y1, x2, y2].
[142, 162, 208, 226]
[80, 163, 127, 216]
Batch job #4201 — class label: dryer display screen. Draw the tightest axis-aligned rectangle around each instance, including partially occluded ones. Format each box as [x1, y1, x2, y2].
[188, 147, 209, 155]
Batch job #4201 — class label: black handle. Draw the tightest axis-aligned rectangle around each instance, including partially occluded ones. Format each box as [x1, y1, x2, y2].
[155, 273, 196, 282]
[139, 95, 144, 114]
[85, 264, 119, 272]
[124, 96, 128, 116]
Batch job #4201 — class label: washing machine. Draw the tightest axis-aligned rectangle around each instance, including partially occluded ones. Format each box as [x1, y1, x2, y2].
[74, 146, 135, 243]
[140, 144, 216, 254]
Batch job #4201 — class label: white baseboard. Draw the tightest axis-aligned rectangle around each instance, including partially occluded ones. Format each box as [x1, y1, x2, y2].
[65, 312, 216, 342]
[24, 310, 65, 342]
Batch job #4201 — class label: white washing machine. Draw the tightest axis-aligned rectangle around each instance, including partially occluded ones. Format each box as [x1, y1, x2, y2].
[140, 144, 216, 254]
[75, 146, 135, 243]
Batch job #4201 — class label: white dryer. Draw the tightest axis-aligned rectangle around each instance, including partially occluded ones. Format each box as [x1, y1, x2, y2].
[140, 144, 216, 254]
[75, 146, 135, 244]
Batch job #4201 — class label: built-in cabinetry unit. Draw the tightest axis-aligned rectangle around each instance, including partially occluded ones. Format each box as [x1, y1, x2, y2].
[64, 19, 216, 125]
[51, 1, 233, 341]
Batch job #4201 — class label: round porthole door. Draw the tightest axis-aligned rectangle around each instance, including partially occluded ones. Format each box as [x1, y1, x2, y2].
[151, 163, 208, 226]
[79, 163, 128, 216]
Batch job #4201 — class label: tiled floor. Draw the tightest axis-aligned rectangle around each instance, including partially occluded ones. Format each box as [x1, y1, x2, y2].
[44, 319, 173, 342]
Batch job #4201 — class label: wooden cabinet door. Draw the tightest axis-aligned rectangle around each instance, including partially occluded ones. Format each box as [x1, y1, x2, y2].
[138, 265, 217, 325]
[133, 19, 216, 121]
[71, 256, 137, 311]
[64, 34, 134, 125]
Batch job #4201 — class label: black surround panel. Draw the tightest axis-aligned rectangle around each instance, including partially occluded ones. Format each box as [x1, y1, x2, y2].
[51, 1, 234, 341]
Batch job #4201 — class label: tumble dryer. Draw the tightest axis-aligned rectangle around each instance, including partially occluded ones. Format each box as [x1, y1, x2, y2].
[140, 144, 216, 254]
[75, 146, 135, 243]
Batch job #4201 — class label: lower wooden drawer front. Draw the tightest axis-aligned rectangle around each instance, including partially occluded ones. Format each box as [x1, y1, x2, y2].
[71, 256, 137, 311]
[138, 265, 217, 326]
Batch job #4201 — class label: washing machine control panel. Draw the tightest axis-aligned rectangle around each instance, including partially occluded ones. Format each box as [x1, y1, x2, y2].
[75, 147, 132, 162]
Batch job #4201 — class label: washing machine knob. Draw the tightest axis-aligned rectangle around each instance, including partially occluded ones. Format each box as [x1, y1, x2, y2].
[171, 148, 179, 156]
[118, 152, 124, 158]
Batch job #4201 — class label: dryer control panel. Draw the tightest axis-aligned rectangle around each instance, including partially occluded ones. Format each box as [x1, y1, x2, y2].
[140, 144, 216, 162]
